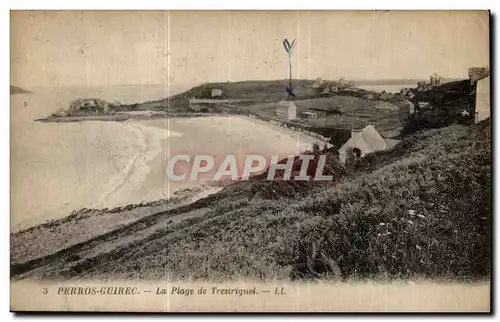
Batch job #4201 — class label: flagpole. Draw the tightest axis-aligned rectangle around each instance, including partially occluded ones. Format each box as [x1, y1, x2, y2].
[283, 38, 296, 99]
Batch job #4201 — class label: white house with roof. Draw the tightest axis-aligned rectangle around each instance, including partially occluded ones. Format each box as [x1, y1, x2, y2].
[338, 124, 396, 164]
[276, 100, 297, 121]
[475, 75, 490, 122]
[468, 67, 490, 122]
[211, 88, 223, 98]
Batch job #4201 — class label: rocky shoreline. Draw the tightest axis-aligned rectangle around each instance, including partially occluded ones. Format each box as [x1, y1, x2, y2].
[11, 183, 223, 268]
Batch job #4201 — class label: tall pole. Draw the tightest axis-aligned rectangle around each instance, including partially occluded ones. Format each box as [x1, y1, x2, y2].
[283, 38, 296, 99]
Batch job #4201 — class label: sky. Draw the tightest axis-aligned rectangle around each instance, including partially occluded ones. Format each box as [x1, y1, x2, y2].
[11, 10, 490, 88]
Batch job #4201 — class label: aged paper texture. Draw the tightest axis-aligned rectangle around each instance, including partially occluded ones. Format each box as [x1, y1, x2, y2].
[10, 10, 491, 312]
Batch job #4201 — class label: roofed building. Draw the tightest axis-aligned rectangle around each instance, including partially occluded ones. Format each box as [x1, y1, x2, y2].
[276, 100, 297, 121]
[430, 73, 442, 87]
[418, 101, 431, 109]
[475, 75, 490, 122]
[211, 88, 223, 98]
[338, 124, 387, 164]
[468, 67, 490, 123]
[468, 67, 490, 84]
[300, 111, 326, 119]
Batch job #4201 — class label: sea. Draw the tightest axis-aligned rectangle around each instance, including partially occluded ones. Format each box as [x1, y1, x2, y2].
[10, 84, 322, 231]
[356, 84, 413, 93]
[10, 84, 187, 231]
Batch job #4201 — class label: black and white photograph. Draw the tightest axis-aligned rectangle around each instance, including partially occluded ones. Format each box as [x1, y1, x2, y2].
[9, 10, 491, 312]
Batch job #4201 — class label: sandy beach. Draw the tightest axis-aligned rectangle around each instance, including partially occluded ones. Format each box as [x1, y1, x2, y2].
[96, 115, 326, 208]
[11, 106, 325, 232]
[10, 114, 328, 277]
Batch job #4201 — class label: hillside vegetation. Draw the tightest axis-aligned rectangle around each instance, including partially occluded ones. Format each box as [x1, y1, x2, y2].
[11, 119, 491, 281]
[402, 79, 473, 136]
[129, 79, 317, 113]
[38, 79, 408, 143]
[156, 119, 491, 281]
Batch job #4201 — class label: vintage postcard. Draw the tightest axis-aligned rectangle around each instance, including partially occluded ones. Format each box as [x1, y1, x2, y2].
[10, 10, 491, 312]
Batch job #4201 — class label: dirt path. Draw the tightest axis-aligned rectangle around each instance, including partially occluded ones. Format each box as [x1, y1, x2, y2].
[10, 187, 222, 280]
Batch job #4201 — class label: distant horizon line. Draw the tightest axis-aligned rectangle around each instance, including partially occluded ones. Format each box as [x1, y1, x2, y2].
[13, 76, 468, 90]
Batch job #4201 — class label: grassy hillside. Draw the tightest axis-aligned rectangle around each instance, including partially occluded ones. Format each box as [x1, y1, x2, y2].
[40, 79, 408, 141]
[156, 120, 491, 281]
[120, 78, 402, 114]
[11, 119, 491, 281]
[127, 79, 317, 112]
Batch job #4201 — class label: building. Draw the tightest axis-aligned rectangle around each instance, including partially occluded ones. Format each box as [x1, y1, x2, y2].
[338, 124, 388, 164]
[321, 86, 331, 95]
[467, 67, 490, 122]
[385, 139, 400, 150]
[276, 101, 297, 121]
[211, 88, 223, 98]
[418, 101, 430, 109]
[300, 111, 316, 118]
[430, 73, 441, 87]
[309, 107, 340, 116]
[300, 111, 321, 119]
[475, 75, 490, 122]
[468, 67, 490, 84]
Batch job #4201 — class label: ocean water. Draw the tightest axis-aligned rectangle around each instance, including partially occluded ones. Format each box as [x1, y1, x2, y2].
[10, 84, 186, 231]
[11, 84, 324, 231]
[357, 84, 414, 93]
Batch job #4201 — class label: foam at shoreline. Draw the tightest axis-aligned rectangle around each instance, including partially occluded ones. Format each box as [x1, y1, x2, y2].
[12, 114, 326, 231]
[92, 120, 182, 209]
[91, 115, 327, 210]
